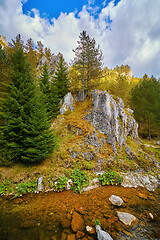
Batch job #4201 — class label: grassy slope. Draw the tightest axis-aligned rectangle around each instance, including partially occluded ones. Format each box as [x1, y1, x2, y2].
[0, 97, 159, 195]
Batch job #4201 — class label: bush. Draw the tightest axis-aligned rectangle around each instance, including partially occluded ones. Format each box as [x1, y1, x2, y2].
[99, 171, 123, 186]
[70, 169, 89, 193]
[16, 180, 37, 196]
[55, 176, 68, 191]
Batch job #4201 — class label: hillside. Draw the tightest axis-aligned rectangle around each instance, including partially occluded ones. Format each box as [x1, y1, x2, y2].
[0, 90, 159, 196]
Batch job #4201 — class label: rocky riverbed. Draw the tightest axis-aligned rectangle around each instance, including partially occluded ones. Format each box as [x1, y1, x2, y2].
[0, 185, 159, 240]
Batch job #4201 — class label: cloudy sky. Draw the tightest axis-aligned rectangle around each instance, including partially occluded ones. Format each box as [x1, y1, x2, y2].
[0, 0, 160, 78]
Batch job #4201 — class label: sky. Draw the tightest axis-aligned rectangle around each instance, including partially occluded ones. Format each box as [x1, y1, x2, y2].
[0, 0, 160, 78]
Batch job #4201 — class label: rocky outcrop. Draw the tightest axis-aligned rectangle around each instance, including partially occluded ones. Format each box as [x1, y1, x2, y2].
[85, 90, 138, 152]
[60, 92, 74, 115]
[121, 172, 159, 191]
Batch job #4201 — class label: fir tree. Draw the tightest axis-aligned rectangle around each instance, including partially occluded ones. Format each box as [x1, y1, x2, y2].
[39, 62, 53, 120]
[0, 48, 55, 164]
[54, 54, 69, 101]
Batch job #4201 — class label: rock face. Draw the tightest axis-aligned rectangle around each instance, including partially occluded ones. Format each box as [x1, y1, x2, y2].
[121, 172, 159, 191]
[96, 225, 113, 240]
[60, 92, 74, 115]
[109, 195, 124, 206]
[85, 90, 138, 152]
[117, 211, 137, 226]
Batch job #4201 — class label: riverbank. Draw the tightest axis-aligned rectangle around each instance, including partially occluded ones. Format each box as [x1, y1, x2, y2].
[0, 185, 160, 240]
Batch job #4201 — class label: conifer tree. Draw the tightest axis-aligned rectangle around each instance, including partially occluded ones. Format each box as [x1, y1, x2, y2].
[54, 55, 69, 101]
[73, 30, 103, 101]
[0, 48, 55, 163]
[39, 62, 53, 120]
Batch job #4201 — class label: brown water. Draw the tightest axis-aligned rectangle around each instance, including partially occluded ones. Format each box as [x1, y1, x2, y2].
[0, 186, 160, 240]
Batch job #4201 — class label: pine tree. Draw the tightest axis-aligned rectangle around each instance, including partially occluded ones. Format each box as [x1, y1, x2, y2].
[25, 38, 38, 77]
[54, 54, 69, 101]
[39, 62, 53, 120]
[0, 48, 55, 164]
[73, 30, 103, 101]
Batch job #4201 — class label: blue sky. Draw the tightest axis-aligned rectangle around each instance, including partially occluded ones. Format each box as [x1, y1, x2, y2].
[0, 0, 160, 78]
[23, 0, 120, 20]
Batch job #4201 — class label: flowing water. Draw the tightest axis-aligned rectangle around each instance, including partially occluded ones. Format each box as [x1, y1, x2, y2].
[0, 186, 159, 240]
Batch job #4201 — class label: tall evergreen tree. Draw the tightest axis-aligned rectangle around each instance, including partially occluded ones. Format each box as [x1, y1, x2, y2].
[73, 30, 103, 101]
[54, 54, 69, 101]
[39, 62, 53, 120]
[0, 48, 55, 163]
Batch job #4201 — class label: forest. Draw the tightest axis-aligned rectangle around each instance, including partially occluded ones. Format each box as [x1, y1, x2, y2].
[0, 31, 160, 165]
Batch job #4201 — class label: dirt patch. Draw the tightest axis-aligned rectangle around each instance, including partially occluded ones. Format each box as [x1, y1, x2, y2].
[0, 186, 159, 240]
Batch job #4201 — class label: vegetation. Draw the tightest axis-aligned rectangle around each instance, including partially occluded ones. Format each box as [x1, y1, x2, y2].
[131, 74, 160, 139]
[0, 48, 55, 163]
[99, 171, 123, 186]
[70, 169, 89, 193]
[0, 32, 159, 197]
[72, 30, 103, 101]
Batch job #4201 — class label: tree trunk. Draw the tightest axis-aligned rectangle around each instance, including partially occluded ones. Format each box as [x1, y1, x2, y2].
[82, 63, 85, 102]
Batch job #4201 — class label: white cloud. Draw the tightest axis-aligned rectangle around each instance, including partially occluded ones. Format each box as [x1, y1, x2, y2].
[0, 0, 160, 77]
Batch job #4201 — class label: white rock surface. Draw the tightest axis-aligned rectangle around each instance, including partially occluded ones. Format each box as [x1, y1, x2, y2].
[96, 225, 114, 240]
[60, 92, 74, 115]
[121, 172, 159, 191]
[117, 211, 137, 226]
[109, 195, 124, 206]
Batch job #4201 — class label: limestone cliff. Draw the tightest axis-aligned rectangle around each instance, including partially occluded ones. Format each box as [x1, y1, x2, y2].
[85, 90, 138, 152]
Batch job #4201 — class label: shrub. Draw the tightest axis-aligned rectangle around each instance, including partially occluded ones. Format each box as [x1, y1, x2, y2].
[56, 176, 68, 191]
[70, 169, 89, 193]
[99, 171, 123, 186]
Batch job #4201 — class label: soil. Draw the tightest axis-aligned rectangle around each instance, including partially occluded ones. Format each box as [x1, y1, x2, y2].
[0, 186, 160, 240]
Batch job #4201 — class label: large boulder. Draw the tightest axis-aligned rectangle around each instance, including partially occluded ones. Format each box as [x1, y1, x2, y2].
[85, 90, 138, 152]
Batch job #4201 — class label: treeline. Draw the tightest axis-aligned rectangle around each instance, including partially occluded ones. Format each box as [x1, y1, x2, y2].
[0, 32, 160, 165]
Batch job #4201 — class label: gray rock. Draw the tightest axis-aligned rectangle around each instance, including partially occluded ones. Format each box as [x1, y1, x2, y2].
[117, 211, 137, 226]
[109, 195, 124, 206]
[125, 146, 131, 155]
[96, 225, 114, 240]
[37, 176, 43, 192]
[66, 179, 73, 190]
[60, 92, 74, 114]
[85, 90, 138, 152]
[121, 172, 159, 191]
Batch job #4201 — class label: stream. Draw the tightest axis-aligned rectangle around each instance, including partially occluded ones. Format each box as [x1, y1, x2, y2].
[0, 186, 160, 240]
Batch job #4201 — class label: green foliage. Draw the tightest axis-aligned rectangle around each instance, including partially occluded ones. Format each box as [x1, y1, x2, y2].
[16, 180, 37, 196]
[70, 169, 89, 193]
[0, 47, 55, 164]
[39, 62, 53, 121]
[93, 219, 101, 226]
[53, 55, 69, 101]
[99, 171, 123, 186]
[55, 176, 68, 191]
[131, 74, 160, 139]
[72, 30, 103, 101]
[0, 179, 13, 195]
